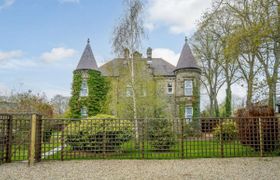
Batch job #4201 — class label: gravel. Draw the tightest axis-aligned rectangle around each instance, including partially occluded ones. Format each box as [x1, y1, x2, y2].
[1, 157, 280, 180]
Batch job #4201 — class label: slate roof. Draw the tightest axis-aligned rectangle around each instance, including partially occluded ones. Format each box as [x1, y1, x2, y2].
[76, 39, 99, 71]
[99, 58, 176, 77]
[175, 39, 200, 71]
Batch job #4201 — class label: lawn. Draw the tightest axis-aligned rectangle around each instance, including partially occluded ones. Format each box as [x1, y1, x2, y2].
[9, 133, 280, 161]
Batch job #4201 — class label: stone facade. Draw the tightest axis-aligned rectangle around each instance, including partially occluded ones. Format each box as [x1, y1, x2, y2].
[73, 38, 201, 118]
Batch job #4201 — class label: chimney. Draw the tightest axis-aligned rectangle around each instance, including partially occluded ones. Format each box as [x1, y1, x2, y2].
[124, 48, 129, 59]
[147, 47, 152, 60]
[147, 47, 152, 65]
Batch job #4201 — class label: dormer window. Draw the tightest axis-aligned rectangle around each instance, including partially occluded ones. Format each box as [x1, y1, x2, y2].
[184, 80, 193, 96]
[80, 79, 88, 97]
[167, 82, 173, 94]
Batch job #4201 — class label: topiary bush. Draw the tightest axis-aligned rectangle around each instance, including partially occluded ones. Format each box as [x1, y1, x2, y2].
[148, 119, 175, 151]
[64, 114, 132, 152]
[213, 120, 237, 142]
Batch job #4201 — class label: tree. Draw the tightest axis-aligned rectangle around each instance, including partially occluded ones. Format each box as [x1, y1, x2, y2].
[222, 0, 280, 108]
[104, 54, 171, 119]
[50, 95, 69, 117]
[112, 0, 146, 140]
[192, 24, 225, 117]
[9, 90, 53, 117]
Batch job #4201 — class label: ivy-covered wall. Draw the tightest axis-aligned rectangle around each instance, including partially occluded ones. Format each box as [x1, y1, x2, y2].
[192, 78, 200, 118]
[69, 69, 109, 118]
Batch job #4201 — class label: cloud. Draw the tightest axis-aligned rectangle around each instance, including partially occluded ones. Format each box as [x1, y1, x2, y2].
[147, 0, 212, 34]
[58, 0, 80, 4]
[0, 50, 23, 61]
[0, 0, 15, 10]
[152, 48, 180, 66]
[0, 59, 37, 70]
[41, 47, 76, 63]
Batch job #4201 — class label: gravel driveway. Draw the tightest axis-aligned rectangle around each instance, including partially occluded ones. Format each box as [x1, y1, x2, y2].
[1, 157, 280, 180]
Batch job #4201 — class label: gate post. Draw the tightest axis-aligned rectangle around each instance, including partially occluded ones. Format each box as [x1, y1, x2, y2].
[180, 118, 185, 159]
[29, 114, 37, 166]
[259, 118, 264, 157]
[35, 115, 42, 162]
[5, 115, 13, 163]
[219, 118, 224, 158]
[140, 119, 145, 159]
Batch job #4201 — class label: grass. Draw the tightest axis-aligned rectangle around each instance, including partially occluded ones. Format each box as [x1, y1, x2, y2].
[9, 134, 280, 161]
[53, 140, 277, 160]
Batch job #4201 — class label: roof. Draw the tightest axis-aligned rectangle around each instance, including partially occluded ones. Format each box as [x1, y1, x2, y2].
[76, 39, 98, 71]
[175, 38, 200, 71]
[99, 58, 176, 77]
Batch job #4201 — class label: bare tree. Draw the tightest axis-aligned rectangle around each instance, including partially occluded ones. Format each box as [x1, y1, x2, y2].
[192, 26, 226, 117]
[51, 95, 69, 116]
[112, 0, 145, 141]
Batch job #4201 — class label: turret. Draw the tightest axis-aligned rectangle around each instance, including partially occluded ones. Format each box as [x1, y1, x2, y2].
[69, 39, 107, 118]
[174, 37, 201, 119]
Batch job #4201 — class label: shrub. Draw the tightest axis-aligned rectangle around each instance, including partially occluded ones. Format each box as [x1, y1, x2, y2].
[148, 119, 175, 151]
[64, 114, 132, 152]
[184, 120, 201, 137]
[213, 120, 237, 142]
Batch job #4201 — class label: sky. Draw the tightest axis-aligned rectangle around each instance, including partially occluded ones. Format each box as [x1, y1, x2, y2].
[0, 0, 246, 106]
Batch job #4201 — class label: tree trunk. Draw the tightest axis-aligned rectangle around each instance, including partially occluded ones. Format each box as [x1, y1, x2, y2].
[130, 55, 139, 142]
[214, 94, 220, 117]
[225, 86, 232, 117]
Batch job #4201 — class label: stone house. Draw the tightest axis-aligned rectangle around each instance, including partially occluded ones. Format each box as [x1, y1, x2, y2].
[73, 38, 201, 119]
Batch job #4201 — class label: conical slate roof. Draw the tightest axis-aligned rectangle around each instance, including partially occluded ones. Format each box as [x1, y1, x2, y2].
[76, 39, 98, 71]
[175, 37, 199, 71]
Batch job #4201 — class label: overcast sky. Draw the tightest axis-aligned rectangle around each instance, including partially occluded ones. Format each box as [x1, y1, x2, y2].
[0, 0, 246, 107]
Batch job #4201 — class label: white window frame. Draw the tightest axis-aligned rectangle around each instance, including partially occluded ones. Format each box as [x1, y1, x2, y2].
[184, 80, 193, 96]
[167, 82, 173, 94]
[81, 106, 88, 117]
[185, 106, 193, 120]
[126, 85, 133, 97]
[80, 79, 88, 97]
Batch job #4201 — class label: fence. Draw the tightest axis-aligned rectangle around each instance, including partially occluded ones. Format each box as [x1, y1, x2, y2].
[0, 115, 279, 165]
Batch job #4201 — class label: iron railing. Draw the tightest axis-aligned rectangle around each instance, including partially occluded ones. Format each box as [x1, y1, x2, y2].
[40, 117, 280, 160]
[1, 115, 279, 163]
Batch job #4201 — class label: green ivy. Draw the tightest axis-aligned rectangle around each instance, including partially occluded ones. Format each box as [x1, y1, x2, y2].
[69, 70, 109, 118]
[225, 88, 232, 117]
[192, 79, 200, 118]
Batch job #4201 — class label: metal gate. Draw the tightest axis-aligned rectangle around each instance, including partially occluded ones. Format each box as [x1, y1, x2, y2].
[0, 114, 12, 164]
[0, 114, 42, 165]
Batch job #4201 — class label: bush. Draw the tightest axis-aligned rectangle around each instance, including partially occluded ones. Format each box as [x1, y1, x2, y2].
[184, 120, 201, 137]
[213, 120, 237, 142]
[64, 114, 132, 152]
[148, 119, 175, 151]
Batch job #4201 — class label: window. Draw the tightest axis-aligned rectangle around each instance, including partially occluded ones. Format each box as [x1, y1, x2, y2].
[126, 85, 133, 97]
[80, 79, 88, 97]
[81, 106, 88, 117]
[185, 106, 193, 119]
[184, 80, 193, 96]
[276, 105, 280, 113]
[141, 87, 147, 97]
[167, 82, 173, 94]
